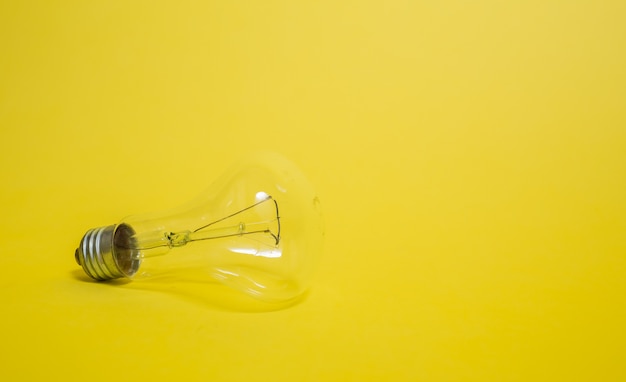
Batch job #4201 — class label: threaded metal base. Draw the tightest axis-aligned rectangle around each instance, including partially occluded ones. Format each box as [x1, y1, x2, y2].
[75, 224, 140, 281]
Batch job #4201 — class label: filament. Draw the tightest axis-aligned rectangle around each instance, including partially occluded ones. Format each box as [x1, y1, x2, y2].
[122, 195, 281, 252]
[193, 196, 279, 234]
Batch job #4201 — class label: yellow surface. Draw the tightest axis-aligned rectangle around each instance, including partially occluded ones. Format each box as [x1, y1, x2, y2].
[1, 1, 625, 380]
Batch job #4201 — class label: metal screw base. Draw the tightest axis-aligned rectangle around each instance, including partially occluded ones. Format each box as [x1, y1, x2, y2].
[75, 224, 140, 280]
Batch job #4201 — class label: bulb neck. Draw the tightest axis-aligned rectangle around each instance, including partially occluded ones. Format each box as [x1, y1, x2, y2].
[75, 224, 140, 281]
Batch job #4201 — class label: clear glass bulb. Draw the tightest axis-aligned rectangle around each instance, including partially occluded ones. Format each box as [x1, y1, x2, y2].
[74, 152, 324, 303]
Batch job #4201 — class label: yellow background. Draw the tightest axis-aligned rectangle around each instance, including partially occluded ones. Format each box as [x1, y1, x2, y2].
[1, 1, 625, 380]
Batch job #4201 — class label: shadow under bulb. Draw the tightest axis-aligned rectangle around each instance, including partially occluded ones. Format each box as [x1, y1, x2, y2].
[74, 152, 324, 304]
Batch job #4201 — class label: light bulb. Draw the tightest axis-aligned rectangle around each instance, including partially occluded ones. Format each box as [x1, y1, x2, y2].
[74, 152, 324, 303]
